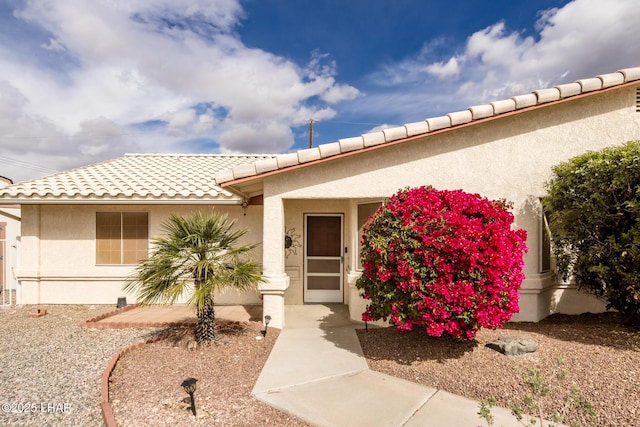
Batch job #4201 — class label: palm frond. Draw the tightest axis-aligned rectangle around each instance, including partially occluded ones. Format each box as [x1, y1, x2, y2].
[125, 209, 263, 313]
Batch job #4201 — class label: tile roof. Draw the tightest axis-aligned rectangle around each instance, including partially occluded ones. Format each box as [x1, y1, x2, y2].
[0, 154, 274, 203]
[214, 66, 640, 186]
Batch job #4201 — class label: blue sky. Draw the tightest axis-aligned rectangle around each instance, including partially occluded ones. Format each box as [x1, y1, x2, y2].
[0, 0, 638, 182]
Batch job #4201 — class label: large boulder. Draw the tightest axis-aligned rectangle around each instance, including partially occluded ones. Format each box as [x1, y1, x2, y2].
[486, 335, 538, 356]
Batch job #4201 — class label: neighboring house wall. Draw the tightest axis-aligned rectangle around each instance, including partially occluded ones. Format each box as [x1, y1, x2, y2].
[16, 204, 263, 305]
[0, 205, 20, 303]
[0, 175, 20, 305]
[258, 84, 639, 324]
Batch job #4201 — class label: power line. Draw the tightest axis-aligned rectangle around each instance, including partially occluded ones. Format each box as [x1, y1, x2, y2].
[307, 118, 391, 147]
[0, 132, 132, 141]
[0, 155, 60, 174]
[311, 119, 384, 126]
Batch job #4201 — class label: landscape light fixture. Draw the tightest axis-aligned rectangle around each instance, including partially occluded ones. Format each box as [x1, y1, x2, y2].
[262, 315, 272, 337]
[180, 377, 198, 416]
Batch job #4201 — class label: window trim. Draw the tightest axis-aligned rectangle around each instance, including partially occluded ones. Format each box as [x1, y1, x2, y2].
[356, 200, 385, 271]
[540, 209, 552, 273]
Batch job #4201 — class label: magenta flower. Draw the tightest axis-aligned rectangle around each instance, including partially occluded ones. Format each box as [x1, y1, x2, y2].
[356, 186, 528, 340]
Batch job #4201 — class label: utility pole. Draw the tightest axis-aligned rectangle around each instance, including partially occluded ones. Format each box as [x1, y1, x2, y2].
[309, 118, 313, 148]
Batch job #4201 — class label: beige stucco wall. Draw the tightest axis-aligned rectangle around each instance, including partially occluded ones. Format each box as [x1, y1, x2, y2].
[16, 204, 264, 305]
[0, 206, 20, 298]
[261, 84, 640, 322]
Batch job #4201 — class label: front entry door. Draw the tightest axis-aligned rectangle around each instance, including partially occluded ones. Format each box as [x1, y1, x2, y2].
[304, 214, 343, 303]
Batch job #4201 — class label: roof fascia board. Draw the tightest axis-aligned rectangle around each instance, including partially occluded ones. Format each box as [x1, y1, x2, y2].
[5, 199, 245, 205]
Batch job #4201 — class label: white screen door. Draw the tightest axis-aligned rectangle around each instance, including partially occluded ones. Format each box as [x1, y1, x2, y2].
[304, 214, 343, 303]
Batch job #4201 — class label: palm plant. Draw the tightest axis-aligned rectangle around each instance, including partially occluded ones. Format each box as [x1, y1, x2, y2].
[125, 211, 263, 344]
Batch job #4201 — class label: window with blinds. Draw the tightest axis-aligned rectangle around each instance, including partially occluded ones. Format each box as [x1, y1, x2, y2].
[96, 212, 148, 264]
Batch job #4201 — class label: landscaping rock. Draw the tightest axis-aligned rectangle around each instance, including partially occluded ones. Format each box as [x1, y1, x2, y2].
[486, 335, 538, 356]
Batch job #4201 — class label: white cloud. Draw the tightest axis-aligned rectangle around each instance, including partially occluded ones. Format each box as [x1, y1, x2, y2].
[2, 0, 638, 183]
[367, 124, 397, 133]
[0, 80, 145, 182]
[0, 0, 359, 181]
[321, 84, 361, 104]
[194, 111, 216, 134]
[218, 120, 294, 154]
[367, 60, 430, 87]
[0, 81, 67, 155]
[163, 109, 199, 136]
[364, 0, 640, 120]
[73, 117, 140, 157]
[450, 0, 640, 101]
[161, 107, 220, 136]
[424, 56, 462, 80]
[40, 37, 66, 52]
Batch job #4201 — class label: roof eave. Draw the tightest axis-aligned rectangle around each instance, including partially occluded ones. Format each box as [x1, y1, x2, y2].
[0, 197, 245, 205]
[220, 80, 640, 189]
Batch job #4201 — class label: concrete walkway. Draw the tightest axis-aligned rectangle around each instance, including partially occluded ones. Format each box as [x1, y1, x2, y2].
[253, 304, 534, 427]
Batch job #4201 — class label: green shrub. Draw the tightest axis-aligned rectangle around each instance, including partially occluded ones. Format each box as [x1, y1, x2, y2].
[542, 141, 640, 324]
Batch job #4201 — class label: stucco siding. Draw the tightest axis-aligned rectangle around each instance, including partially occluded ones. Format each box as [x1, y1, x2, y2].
[16, 204, 264, 305]
[264, 87, 638, 201]
[262, 85, 638, 321]
[0, 206, 20, 297]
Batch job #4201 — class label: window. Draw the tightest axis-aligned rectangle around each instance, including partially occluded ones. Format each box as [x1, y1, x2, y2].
[96, 212, 148, 264]
[540, 210, 551, 273]
[357, 202, 383, 269]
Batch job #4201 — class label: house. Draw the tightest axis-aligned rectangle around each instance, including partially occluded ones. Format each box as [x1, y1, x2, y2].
[1, 66, 639, 328]
[0, 176, 20, 306]
[0, 155, 273, 307]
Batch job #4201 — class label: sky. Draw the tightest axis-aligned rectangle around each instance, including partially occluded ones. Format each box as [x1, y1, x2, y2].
[0, 0, 639, 183]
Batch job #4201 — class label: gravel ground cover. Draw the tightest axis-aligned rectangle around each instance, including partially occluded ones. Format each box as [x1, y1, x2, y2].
[109, 321, 309, 427]
[0, 305, 150, 427]
[358, 312, 640, 427]
[4, 304, 637, 427]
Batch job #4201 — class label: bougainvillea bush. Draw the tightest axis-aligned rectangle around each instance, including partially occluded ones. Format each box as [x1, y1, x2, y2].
[356, 186, 528, 340]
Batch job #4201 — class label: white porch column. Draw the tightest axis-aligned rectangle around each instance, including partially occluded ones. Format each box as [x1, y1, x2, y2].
[259, 195, 289, 328]
[346, 201, 364, 321]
